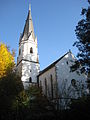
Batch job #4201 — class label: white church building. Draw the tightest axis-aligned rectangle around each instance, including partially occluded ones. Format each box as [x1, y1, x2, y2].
[38, 51, 87, 109]
[16, 5, 87, 109]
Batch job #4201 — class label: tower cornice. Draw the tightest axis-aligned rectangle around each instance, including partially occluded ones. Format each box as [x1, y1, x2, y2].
[17, 59, 39, 67]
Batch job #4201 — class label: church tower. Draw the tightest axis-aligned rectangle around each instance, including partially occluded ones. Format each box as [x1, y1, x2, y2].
[17, 5, 40, 88]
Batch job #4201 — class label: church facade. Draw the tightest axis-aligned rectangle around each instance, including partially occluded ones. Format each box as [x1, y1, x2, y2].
[16, 5, 87, 109]
[38, 51, 87, 109]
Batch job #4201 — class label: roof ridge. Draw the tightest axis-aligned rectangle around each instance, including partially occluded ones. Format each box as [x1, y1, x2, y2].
[38, 51, 71, 76]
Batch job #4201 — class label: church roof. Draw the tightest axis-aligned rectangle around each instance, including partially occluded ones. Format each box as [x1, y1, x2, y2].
[19, 5, 35, 44]
[38, 51, 71, 76]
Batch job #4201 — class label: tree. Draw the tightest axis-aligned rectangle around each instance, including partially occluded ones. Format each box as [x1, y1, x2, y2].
[88, 0, 90, 4]
[73, 1, 90, 73]
[0, 72, 24, 120]
[69, 96, 90, 119]
[26, 85, 51, 110]
[0, 43, 15, 78]
[0, 42, 24, 120]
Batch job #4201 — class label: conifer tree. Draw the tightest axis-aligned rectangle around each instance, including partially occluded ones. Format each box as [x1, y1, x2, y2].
[73, 1, 90, 73]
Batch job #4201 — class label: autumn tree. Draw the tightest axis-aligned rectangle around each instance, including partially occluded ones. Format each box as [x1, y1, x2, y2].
[0, 43, 15, 78]
[0, 43, 24, 120]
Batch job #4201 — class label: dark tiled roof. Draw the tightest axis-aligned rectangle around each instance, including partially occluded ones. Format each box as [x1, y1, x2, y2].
[38, 52, 70, 76]
[19, 12, 29, 44]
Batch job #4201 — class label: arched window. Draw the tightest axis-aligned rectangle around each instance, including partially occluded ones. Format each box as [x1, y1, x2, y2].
[30, 47, 33, 53]
[71, 79, 76, 87]
[29, 77, 32, 83]
[66, 61, 68, 65]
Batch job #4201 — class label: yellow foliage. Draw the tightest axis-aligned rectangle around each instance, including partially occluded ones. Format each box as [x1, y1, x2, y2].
[0, 43, 15, 78]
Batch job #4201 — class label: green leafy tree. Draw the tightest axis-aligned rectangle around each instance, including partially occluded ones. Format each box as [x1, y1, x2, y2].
[69, 96, 90, 119]
[73, 1, 90, 73]
[0, 72, 24, 120]
[26, 85, 50, 110]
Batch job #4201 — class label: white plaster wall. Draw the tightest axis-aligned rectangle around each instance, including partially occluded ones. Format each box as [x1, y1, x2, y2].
[55, 52, 87, 99]
[21, 61, 40, 82]
[16, 62, 22, 77]
[17, 34, 38, 62]
[17, 43, 24, 64]
[22, 37, 38, 62]
[39, 66, 57, 99]
[17, 35, 40, 88]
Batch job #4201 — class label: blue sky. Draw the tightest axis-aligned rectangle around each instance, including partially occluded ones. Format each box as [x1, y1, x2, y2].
[0, 0, 88, 70]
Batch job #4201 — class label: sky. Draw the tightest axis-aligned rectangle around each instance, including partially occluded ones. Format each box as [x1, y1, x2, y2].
[0, 0, 89, 70]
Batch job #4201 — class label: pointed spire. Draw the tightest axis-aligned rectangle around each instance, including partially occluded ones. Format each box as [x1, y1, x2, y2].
[28, 4, 35, 39]
[19, 4, 35, 41]
[29, 4, 31, 11]
[29, 4, 32, 19]
[35, 36, 37, 44]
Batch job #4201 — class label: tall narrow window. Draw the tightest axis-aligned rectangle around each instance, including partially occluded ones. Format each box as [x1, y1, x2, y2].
[45, 78, 47, 96]
[30, 47, 33, 53]
[40, 80, 42, 87]
[66, 61, 68, 65]
[19, 49, 21, 55]
[71, 79, 76, 87]
[50, 75, 53, 99]
[29, 77, 32, 83]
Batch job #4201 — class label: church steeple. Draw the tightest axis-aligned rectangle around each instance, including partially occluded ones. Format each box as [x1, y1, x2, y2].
[17, 5, 40, 88]
[19, 4, 35, 44]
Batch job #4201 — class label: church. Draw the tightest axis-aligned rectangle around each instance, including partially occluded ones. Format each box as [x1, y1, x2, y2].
[16, 5, 87, 109]
[17, 5, 40, 88]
